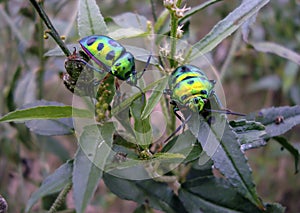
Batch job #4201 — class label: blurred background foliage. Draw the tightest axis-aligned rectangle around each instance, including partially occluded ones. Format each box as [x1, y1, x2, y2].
[0, 0, 299, 212]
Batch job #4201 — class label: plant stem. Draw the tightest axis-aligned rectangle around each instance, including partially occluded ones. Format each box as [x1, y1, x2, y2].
[169, 0, 183, 68]
[150, 0, 157, 21]
[48, 182, 72, 213]
[169, 12, 178, 68]
[29, 0, 71, 56]
[37, 3, 45, 99]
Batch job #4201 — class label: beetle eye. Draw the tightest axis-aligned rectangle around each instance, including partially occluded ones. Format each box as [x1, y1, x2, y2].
[193, 97, 199, 104]
[200, 90, 207, 95]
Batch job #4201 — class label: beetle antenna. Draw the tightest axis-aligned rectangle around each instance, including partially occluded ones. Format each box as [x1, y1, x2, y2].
[204, 109, 245, 116]
[163, 114, 192, 143]
[137, 54, 152, 79]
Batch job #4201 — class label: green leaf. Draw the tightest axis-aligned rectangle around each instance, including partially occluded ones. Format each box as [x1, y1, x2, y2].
[5, 101, 74, 135]
[141, 77, 168, 119]
[179, 0, 223, 23]
[187, 112, 263, 209]
[249, 41, 300, 65]
[190, 0, 269, 58]
[265, 203, 286, 213]
[111, 77, 167, 117]
[161, 130, 201, 164]
[108, 28, 146, 40]
[25, 160, 73, 212]
[77, 0, 108, 37]
[73, 123, 114, 213]
[229, 119, 268, 151]
[158, 0, 223, 36]
[103, 172, 187, 213]
[246, 105, 300, 137]
[6, 66, 22, 111]
[186, 157, 214, 180]
[130, 95, 152, 146]
[152, 152, 185, 160]
[247, 75, 281, 92]
[273, 136, 299, 174]
[111, 12, 148, 32]
[39, 136, 70, 161]
[154, 9, 169, 33]
[179, 176, 262, 213]
[0, 105, 92, 123]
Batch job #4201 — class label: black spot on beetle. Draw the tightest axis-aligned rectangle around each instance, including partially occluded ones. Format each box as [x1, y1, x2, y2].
[200, 90, 207, 95]
[193, 98, 199, 104]
[115, 62, 121, 67]
[187, 80, 194, 85]
[124, 71, 131, 79]
[87, 37, 97, 46]
[97, 43, 104, 51]
[180, 66, 190, 73]
[108, 39, 119, 47]
[106, 50, 115, 61]
[182, 76, 195, 82]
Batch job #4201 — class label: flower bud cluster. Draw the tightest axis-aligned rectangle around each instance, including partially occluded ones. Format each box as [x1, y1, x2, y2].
[95, 81, 113, 123]
[163, 0, 191, 18]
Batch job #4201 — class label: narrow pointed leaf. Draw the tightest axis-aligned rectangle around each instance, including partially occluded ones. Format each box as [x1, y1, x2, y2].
[187, 112, 263, 209]
[73, 123, 114, 213]
[249, 41, 300, 65]
[229, 119, 268, 151]
[111, 77, 167, 117]
[265, 203, 286, 213]
[25, 118, 74, 135]
[179, 0, 223, 23]
[130, 95, 152, 146]
[141, 77, 168, 119]
[246, 105, 300, 137]
[108, 28, 145, 40]
[154, 9, 169, 33]
[103, 172, 187, 213]
[111, 12, 148, 32]
[25, 160, 73, 212]
[0, 105, 92, 123]
[77, 0, 108, 37]
[179, 176, 262, 213]
[190, 0, 269, 58]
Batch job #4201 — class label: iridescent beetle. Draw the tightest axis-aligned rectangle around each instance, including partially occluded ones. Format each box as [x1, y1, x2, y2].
[78, 35, 151, 93]
[164, 65, 244, 142]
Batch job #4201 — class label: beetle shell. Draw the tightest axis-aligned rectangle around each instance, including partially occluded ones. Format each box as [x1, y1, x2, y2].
[169, 65, 215, 112]
[79, 35, 136, 82]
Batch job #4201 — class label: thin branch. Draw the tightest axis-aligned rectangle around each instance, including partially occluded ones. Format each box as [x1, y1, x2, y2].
[29, 0, 71, 56]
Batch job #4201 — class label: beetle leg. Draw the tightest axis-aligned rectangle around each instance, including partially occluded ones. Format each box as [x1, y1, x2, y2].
[163, 113, 192, 144]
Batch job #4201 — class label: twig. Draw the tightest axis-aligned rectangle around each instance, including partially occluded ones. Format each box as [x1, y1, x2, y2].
[29, 0, 71, 56]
